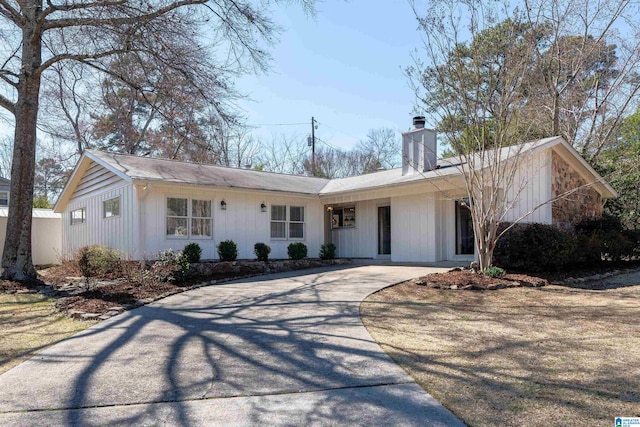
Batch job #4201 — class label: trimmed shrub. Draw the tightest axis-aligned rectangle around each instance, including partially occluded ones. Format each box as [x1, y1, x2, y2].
[287, 242, 307, 260]
[254, 243, 271, 262]
[149, 248, 190, 282]
[574, 215, 637, 261]
[217, 240, 238, 262]
[76, 245, 122, 280]
[183, 242, 202, 263]
[319, 243, 336, 260]
[484, 266, 505, 278]
[493, 223, 578, 272]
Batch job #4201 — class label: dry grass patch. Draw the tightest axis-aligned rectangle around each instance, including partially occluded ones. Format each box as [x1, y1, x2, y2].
[0, 293, 93, 374]
[361, 282, 640, 427]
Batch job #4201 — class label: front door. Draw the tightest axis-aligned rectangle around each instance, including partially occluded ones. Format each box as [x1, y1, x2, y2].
[455, 199, 474, 255]
[378, 206, 391, 255]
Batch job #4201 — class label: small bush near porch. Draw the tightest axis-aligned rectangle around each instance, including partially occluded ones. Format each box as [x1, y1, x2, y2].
[361, 276, 640, 426]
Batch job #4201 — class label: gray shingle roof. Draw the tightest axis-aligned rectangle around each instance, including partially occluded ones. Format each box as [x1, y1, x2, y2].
[88, 150, 330, 195]
[320, 137, 562, 195]
[319, 160, 463, 195]
[87, 136, 610, 198]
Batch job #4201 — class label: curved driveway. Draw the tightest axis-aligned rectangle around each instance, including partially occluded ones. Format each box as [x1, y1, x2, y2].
[0, 264, 464, 426]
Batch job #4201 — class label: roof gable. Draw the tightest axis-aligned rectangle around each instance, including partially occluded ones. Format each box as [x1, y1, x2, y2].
[53, 151, 131, 213]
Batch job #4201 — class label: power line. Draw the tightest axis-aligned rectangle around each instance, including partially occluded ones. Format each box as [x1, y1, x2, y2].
[315, 136, 341, 152]
[316, 121, 363, 142]
[248, 122, 308, 127]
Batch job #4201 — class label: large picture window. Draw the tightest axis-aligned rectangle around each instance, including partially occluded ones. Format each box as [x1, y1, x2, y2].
[270, 204, 305, 239]
[166, 197, 212, 238]
[103, 197, 120, 218]
[71, 207, 86, 225]
[331, 206, 356, 229]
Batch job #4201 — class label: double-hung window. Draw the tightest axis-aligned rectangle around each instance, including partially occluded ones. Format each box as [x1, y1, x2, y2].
[289, 206, 305, 239]
[191, 199, 212, 238]
[270, 205, 304, 239]
[270, 205, 287, 239]
[0, 191, 8, 206]
[166, 197, 212, 238]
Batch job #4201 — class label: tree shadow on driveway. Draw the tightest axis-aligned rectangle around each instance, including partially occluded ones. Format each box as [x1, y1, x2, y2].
[0, 265, 462, 426]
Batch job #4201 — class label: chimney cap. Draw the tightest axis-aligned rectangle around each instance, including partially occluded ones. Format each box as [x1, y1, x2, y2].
[413, 116, 426, 129]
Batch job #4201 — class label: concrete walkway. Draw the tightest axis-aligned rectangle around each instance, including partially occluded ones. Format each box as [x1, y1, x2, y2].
[0, 264, 465, 426]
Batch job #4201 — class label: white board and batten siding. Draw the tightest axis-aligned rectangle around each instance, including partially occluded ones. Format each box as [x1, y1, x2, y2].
[62, 161, 137, 258]
[503, 150, 553, 224]
[328, 199, 385, 259]
[140, 184, 324, 260]
[391, 193, 448, 262]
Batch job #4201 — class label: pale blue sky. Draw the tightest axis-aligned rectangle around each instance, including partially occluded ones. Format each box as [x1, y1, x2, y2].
[236, 0, 423, 151]
[1, 0, 424, 153]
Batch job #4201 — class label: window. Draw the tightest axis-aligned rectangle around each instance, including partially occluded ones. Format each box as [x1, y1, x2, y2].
[331, 206, 356, 229]
[166, 197, 212, 238]
[0, 191, 7, 206]
[103, 197, 120, 218]
[71, 207, 86, 225]
[270, 204, 305, 239]
[191, 199, 212, 238]
[270, 205, 286, 239]
[289, 206, 305, 239]
[167, 197, 188, 237]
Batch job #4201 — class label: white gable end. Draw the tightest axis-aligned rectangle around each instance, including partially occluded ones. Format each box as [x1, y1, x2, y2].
[71, 160, 124, 201]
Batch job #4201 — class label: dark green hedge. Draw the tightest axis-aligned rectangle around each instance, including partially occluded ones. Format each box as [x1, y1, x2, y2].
[493, 216, 639, 272]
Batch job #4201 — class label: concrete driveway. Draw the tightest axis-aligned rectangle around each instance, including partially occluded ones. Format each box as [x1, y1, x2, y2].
[0, 264, 464, 426]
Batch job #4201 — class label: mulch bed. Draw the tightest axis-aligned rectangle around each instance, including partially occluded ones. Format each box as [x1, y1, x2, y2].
[0, 280, 32, 293]
[52, 272, 241, 315]
[414, 270, 547, 290]
[57, 281, 191, 313]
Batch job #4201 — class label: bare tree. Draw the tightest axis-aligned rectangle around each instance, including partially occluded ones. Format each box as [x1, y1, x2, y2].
[206, 120, 261, 168]
[257, 132, 308, 175]
[0, 137, 12, 178]
[523, 0, 640, 162]
[408, 0, 638, 271]
[0, 0, 315, 280]
[408, 1, 561, 270]
[355, 128, 401, 170]
[39, 63, 96, 155]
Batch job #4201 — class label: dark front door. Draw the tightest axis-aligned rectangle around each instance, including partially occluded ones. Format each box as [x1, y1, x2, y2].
[455, 199, 474, 255]
[378, 206, 391, 255]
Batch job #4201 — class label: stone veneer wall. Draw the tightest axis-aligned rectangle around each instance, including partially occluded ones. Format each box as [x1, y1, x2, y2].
[551, 151, 602, 227]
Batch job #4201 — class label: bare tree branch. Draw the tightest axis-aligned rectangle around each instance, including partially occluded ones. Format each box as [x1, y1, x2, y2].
[43, 0, 207, 31]
[0, 93, 15, 114]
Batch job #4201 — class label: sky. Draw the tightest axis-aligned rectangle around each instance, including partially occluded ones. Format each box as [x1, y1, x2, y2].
[0, 0, 425, 153]
[235, 0, 424, 151]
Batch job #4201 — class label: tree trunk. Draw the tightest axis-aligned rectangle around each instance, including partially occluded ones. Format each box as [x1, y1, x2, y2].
[1, 1, 42, 281]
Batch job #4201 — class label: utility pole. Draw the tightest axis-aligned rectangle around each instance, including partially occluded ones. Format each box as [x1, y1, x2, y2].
[310, 116, 317, 175]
